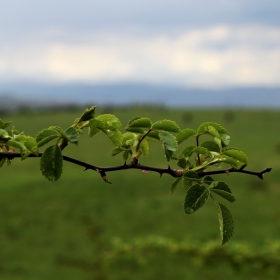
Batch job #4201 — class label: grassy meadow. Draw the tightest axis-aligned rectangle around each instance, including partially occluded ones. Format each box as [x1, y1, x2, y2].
[0, 105, 280, 279]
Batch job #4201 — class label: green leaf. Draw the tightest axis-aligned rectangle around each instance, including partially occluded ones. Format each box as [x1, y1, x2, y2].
[0, 158, 8, 167]
[105, 129, 123, 147]
[152, 120, 180, 133]
[197, 122, 227, 135]
[211, 182, 236, 202]
[181, 145, 195, 158]
[184, 184, 209, 214]
[214, 202, 235, 244]
[126, 117, 152, 128]
[7, 139, 26, 152]
[147, 131, 160, 141]
[208, 126, 220, 138]
[183, 171, 199, 190]
[200, 141, 220, 153]
[140, 139, 149, 157]
[36, 128, 61, 147]
[125, 127, 145, 134]
[111, 146, 125, 156]
[64, 127, 80, 144]
[158, 131, 178, 161]
[177, 157, 188, 169]
[128, 116, 141, 126]
[78, 106, 97, 122]
[223, 148, 248, 165]
[88, 119, 102, 137]
[170, 177, 182, 194]
[0, 119, 12, 129]
[14, 135, 39, 156]
[193, 146, 211, 156]
[122, 132, 137, 144]
[176, 129, 196, 144]
[40, 145, 63, 181]
[0, 129, 11, 143]
[122, 150, 130, 161]
[214, 137, 222, 151]
[203, 176, 214, 185]
[215, 155, 244, 169]
[88, 116, 123, 146]
[96, 114, 122, 130]
[221, 133, 230, 146]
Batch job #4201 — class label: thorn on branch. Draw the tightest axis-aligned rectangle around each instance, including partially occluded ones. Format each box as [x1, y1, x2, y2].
[99, 170, 112, 184]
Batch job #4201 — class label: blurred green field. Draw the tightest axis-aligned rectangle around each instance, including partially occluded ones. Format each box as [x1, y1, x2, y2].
[0, 106, 280, 280]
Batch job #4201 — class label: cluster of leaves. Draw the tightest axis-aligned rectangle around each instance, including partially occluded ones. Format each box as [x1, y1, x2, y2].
[0, 106, 251, 244]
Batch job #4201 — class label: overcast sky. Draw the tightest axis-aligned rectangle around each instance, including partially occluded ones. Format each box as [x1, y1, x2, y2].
[0, 0, 279, 88]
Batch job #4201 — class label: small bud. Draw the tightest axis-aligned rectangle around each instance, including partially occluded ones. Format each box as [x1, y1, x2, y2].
[174, 169, 183, 177]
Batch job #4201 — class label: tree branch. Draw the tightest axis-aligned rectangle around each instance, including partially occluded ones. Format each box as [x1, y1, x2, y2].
[0, 152, 272, 181]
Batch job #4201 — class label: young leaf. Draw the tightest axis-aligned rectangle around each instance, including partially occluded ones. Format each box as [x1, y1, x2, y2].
[158, 131, 178, 161]
[200, 141, 220, 153]
[215, 155, 244, 169]
[170, 177, 182, 194]
[214, 202, 235, 244]
[126, 117, 152, 128]
[78, 106, 97, 122]
[203, 176, 214, 185]
[0, 158, 8, 167]
[36, 128, 61, 147]
[0, 119, 12, 129]
[0, 129, 11, 143]
[127, 116, 141, 126]
[197, 122, 227, 135]
[7, 139, 26, 152]
[147, 131, 160, 141]
[221, 133, 230, 146]
[222, 148, 249, 165]
[96, 114, 122, 130]
[181, 146, 195, 157]
[208, 126, 220, 138]
[177, 157, 188, 169]
[123, 132, 137, 144]
[193, 146, 211, 156]
[40, 144, 63, 181]
[211, 182, 236, 202]
[64, 127, 80, 145]
[152, 120, 180, 133]
[105, 129, 123, 147]
[111, 146, 124, 156]
[14, 135, 39, 156]
[183, 171, 199, 190]
[176, 129, 196, 144]
[88, 119, 103, 137]
[125, 127, 145, 134]
[184, 184, 209, 214]
[140, 139, 149, 157]
[122, 150, 130, 161]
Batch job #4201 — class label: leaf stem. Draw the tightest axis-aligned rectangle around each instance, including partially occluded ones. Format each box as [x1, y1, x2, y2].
[135, 129, 152, 156]
[196, 135, 201, 166]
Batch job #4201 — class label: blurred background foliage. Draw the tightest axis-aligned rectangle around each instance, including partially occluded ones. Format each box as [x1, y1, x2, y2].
[0, 104, 279, 279]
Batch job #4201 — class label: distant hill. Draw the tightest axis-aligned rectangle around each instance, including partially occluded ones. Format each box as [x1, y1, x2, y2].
[0, 83, 280, 108]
